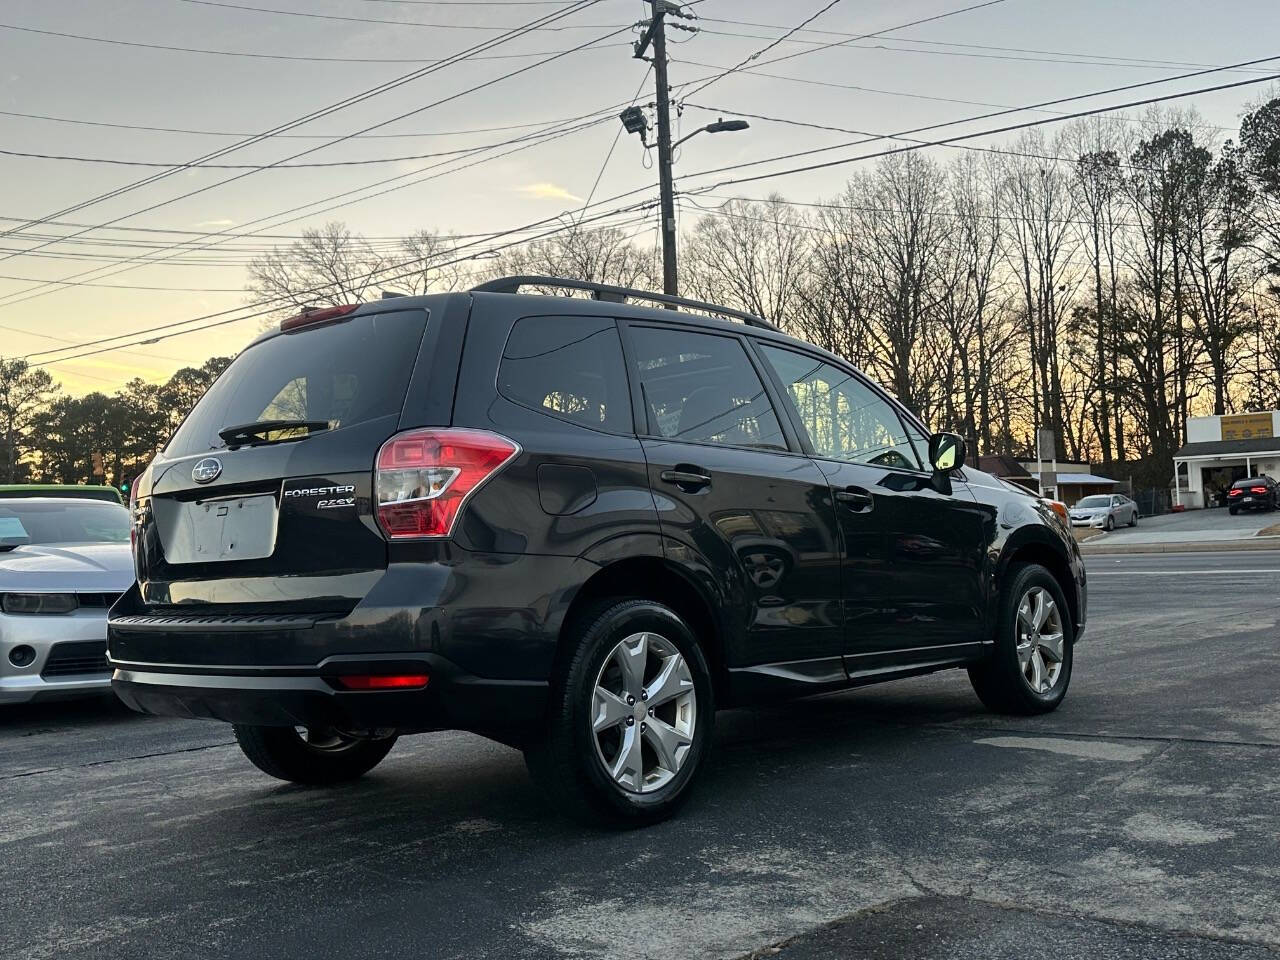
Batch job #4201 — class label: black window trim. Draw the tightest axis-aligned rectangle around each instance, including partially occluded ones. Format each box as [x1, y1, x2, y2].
[747, 336, 944, 480]
[496, 312, 635, 437]
[618, 319, 804, 456]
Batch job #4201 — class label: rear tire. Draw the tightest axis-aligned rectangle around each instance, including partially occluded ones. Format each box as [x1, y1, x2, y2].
[968, 563, 1073, 716]
[1230, 506, 1239, 516]
[233, 725, 396, 784]
[524, 599, 714, 827]
[1129, 513, 1138, 527]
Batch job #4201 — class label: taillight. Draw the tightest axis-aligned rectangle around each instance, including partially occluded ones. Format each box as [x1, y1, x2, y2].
[1229, 489, 1243, 496]
[1251, 486, 1268, 494]
[374, 428, 518, 539]
[129, 474, 142, 550]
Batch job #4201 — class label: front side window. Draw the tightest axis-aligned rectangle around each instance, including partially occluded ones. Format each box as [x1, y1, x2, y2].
[499, 315, 629, 433]
[758, 344, 922, 470]
[629, 327, 786, 450]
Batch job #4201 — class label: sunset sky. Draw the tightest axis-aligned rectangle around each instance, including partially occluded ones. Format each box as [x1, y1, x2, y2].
[1, 0, 1275, 394]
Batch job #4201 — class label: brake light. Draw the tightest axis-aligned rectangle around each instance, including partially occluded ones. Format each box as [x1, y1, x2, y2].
[280, 303, 359, 332]
[374, 428, 519, 539]
[1229, 489, 1243, 496]
[335, 674, 429, 690]
[1251, 486, 1268, 494]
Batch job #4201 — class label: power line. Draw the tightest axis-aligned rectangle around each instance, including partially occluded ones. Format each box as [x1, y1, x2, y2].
[680, 70, 1280, 195]
[174, 0, 623, 30]
[0, 113, 612, 310]
[675, 0, 1009, 102]
[26, 199, 660, 367]
[696, 24, 1279, 75]
[0, 20, 630, 64]
[575, 64, 653, 224]
[0, 0, 612, 251]
[675, 55, 1280, 187]
[678, 0, 849, 101]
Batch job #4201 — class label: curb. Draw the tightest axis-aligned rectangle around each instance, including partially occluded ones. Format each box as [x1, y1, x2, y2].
[1082, 536, 1280, 555]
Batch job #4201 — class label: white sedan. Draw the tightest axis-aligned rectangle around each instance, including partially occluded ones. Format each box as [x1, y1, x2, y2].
[1068, 493, 1139, 530]
[1, 498, 134, 705]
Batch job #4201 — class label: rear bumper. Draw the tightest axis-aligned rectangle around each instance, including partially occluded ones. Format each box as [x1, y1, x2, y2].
[107, 551, 586, 734]
[111, 654, 547, 735]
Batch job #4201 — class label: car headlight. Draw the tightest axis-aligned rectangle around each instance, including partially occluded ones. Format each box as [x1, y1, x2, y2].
[1, 593, 79, 614]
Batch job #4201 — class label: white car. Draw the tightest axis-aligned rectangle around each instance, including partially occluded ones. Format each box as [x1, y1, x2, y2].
[1, 498, 134, 705]
[1068, 493, 1139, 530]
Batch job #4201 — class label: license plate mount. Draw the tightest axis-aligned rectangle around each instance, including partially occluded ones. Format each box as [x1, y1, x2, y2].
[157, 494, 279, 564]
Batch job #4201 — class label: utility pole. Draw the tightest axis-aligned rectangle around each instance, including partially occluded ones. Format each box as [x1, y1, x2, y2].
[626, 3, 746, 299]
[634, 1, 678, 296]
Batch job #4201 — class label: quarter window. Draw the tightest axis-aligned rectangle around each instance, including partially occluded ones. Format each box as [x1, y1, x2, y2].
[758, 344, 922, 470]
[499, 315, 630, 433]
[629, 327, 786, 450]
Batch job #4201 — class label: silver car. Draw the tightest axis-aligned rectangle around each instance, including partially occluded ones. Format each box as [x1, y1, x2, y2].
[1, 498, 133, 705]
[1068, 493, 1139, 530]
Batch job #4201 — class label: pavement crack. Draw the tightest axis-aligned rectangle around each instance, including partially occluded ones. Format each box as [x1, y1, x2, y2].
[0, 740, 236, 782]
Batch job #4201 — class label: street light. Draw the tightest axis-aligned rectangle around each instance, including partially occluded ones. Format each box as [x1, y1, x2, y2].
[672, 117, 749, 150]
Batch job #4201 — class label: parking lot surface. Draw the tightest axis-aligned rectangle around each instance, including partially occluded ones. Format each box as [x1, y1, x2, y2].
[3, 551, 1278, 959]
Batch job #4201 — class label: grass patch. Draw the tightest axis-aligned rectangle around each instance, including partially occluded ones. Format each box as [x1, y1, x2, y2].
[1072, 527, 1106, 542]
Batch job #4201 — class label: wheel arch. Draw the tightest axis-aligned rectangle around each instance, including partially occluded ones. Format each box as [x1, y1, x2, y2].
[559, 554, 730, 704]
[996, 531, 1080, 637]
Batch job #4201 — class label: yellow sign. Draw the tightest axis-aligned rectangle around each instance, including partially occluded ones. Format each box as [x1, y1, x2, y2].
[1222, 413, 1274, 441]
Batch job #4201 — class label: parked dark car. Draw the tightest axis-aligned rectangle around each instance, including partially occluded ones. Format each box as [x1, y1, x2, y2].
[109, 277, 1087, 825]
[1227, 476, 1279, 514]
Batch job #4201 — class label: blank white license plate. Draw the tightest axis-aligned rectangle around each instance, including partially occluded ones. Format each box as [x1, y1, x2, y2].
[158, 495, 278, 564]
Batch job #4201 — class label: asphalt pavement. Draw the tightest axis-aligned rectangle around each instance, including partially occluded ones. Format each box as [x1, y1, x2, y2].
[3, 552, 1279, 959]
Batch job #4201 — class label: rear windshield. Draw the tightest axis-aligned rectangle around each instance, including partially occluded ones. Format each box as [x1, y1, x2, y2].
[166, 309, 427, 457]
[0, 501, 130, 546]
[1233, 478, 1269, 488]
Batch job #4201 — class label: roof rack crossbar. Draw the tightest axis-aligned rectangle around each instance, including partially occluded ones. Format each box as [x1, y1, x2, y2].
[470, 276, 778, 331]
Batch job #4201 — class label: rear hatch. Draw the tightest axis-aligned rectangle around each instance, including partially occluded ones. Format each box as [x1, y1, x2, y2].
[131, 306, 429, 615]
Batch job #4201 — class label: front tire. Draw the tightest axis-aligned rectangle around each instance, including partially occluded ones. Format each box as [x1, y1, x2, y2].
[1104, 515, 1114, 531]
[524, 599, 714, 826]
[233, 725, 396, 784]
[969, 564, 1073, 715]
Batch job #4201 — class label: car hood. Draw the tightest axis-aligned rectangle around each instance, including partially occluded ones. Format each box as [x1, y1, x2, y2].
[0, 542, 134, 591]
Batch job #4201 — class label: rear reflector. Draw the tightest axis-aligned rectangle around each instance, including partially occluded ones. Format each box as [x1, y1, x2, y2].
[280, 303, 359, 332]
[335, 674, 430, 690]
[374, 428, 519, 539]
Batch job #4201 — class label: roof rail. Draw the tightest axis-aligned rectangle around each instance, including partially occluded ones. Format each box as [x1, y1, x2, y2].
[470, 275, 778, 331]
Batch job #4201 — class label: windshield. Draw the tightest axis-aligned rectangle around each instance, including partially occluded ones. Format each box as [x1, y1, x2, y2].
[165, 309, 428, 457]
[0, 500, 130, 546]
[1075, 496, 1111, 508]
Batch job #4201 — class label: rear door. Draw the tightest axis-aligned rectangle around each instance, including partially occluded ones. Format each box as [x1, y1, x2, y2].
[752, 342, 989, 665]
[132, 307, 430, 613]
[623, 323, 844, 678]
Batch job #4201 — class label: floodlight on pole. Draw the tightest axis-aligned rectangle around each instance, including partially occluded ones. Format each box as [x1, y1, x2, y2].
[672, 117, 750, 150]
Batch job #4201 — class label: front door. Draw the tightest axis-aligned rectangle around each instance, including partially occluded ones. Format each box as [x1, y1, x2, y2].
[752, 342, 988, 666]
[624, 324, 844, 680]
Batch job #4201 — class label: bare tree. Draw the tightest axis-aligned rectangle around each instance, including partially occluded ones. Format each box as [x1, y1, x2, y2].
[487, 223, 656, 292]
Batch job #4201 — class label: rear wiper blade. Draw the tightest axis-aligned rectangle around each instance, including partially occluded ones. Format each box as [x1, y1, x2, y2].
[217, 419, 330, 447]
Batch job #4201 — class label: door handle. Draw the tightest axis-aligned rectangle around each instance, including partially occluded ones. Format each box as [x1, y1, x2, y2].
[836, 486, 874, 511]
[660, 469, 712, 491]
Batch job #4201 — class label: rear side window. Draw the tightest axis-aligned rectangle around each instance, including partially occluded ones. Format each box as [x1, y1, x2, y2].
[166, 309, 427, 457]
[498, 315, 630, 433]
[629, 327, 786, 450]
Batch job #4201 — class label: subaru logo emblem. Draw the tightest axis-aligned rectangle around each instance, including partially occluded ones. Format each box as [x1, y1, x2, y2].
[192, 458, 222, 484]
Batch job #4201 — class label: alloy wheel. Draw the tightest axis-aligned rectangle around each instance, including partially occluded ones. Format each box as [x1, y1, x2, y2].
[1015, 586, 1065, 695]
[591, 631, 697, 793]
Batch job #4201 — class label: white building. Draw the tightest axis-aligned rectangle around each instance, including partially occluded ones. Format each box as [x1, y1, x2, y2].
[1173, 411, 1280, 508]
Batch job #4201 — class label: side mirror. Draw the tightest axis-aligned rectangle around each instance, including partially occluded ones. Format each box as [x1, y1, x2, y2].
[927, 432, 965, 494]
[928, 432, 966, 474]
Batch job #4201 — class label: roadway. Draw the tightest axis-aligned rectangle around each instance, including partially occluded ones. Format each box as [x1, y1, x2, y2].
[2, 551, 1278, 959]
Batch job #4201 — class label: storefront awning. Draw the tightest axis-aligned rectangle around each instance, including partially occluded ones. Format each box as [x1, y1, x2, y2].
[1174, 437, 1280, 459]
